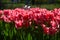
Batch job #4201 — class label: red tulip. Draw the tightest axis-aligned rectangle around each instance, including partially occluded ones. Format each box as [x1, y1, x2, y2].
[15, 20, 23, 29]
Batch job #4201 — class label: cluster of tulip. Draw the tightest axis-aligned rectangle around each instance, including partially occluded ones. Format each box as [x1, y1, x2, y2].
[0, 8, 60, 35]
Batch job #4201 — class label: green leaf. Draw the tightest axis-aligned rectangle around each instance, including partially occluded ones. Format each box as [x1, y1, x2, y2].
[27, 33, 32, 40]
[4, 30, 8, 36]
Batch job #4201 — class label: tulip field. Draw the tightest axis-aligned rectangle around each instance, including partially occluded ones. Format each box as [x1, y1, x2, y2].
[0, 8, 60, 40]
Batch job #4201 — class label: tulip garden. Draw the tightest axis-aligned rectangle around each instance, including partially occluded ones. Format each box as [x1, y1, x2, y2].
[0, 8, 60, 40]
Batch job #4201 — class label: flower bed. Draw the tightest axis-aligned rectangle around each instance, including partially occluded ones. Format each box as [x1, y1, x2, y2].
[0, 8, 60, 40]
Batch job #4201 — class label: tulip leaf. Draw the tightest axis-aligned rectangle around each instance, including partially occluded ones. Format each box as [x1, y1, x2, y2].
[27, 33, 32, 40]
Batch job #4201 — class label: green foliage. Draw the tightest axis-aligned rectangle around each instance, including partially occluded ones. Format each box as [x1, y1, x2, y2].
[0, 21, 60, 40]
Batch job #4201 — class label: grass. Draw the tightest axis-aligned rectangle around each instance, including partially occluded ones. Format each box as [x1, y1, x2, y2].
[40, 4, 60, 10]
[4, 3, 60, 10]
[2, 0, 60, 9]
